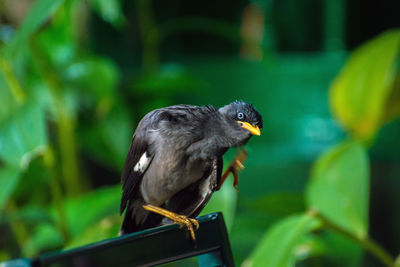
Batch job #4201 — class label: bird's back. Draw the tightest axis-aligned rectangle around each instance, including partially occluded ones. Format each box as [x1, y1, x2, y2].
[139, 105, 219, 205]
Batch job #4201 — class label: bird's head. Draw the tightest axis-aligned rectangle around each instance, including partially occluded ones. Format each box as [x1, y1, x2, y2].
[219, 101, 263, 145]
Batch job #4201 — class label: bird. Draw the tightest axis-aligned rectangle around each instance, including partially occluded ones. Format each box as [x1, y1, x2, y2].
[119, 100, 262, 240]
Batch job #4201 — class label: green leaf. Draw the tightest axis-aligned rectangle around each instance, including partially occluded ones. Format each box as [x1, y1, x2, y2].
[395, 254, 400, 267]
[244, 213, 321, 267]
[23, 223, 64, 257]
[306, 141, 369, 238]
[2, 0, 65, 58]
[0, 204, 53, 225]
[321, 231, 363, 267]
[61, 185, 121, 238]
[200, 181, 237, 232]
[330, 29, 400, 139]
[383, 74, 400, 122]
[0, 73, 18, 123]
[66, 215, 121, 249]
[64, 57, 120, 99]
[90, 0, 125, 27]
[293, 234, 329, 261]
[34, 7, 76, 67]
[0, 103, 47, 169]
[80, 106, 132, 169]
[98, 108, 132, 168]
[0, 166, 21, 212]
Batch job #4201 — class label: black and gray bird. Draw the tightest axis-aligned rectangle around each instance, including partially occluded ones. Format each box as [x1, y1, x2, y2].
[119, 101, 262, 239]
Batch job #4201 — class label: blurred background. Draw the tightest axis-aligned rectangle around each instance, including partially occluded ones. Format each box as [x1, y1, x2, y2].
[0, 0, 400, 266]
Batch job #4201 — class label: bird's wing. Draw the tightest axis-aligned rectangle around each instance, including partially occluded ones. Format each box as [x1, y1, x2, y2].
[119, 107, 190, 215]
[119, 106, 189, 215]
[166, 156, 223, 218]
[120, 105, 217, 216]
[120, 131, 153, 215]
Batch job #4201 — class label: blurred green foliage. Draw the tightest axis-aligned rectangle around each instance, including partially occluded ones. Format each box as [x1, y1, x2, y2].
[243, 30, 400, 267]
[0, 0, 400, 266]
[330, 30, 400, 140]
[307, 141, 369, 239]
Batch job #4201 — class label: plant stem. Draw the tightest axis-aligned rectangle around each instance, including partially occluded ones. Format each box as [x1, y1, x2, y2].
[44, 147, 70, 243]
[313, 211, 394, 267]
[0, 56, 26, 104]
[136, 0, 159, 72]
[6, 201, 29, 254]
[29, 40, 85, 196]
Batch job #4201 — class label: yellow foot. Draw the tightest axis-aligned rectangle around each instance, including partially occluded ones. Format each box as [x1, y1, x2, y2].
[217, 148, 248, 191]
[143, 204, 199, 241]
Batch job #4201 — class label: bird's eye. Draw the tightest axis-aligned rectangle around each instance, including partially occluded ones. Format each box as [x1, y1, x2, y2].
[237, 112, 244, 120]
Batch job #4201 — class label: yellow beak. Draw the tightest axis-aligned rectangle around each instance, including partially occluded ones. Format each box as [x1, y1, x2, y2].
[237, 121, 261, 136]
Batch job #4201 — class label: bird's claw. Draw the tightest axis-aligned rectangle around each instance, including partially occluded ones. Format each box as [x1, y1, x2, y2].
[217, 148, 248, 191]
[142, 204, 199, 241]
[190, 218, 200, 230]
[234, 159, 245, 170]
[174, 215, 199, 241]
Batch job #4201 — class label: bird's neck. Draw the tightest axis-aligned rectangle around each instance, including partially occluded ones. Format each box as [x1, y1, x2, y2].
[205, 114, 241, 150]
[185, 114, 245, 161]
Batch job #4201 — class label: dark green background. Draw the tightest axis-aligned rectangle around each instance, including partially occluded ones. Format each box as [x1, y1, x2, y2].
[1, 0, 400, 266]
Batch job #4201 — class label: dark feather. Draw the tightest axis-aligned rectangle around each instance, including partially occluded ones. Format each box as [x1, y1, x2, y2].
[120, 188, 164, 235]
[166, 157, 223, 218]
[120, 134, 149, 215]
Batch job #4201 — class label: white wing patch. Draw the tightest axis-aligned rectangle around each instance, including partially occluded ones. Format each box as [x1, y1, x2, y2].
[133, 152, 151, 174]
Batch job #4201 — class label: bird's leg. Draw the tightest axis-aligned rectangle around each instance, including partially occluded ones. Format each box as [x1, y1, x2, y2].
[142, 204, 199, 241]
[217, 148, 248, 192]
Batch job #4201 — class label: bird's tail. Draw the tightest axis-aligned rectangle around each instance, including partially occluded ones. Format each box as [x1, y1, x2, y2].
[119, 197, 163, 236]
